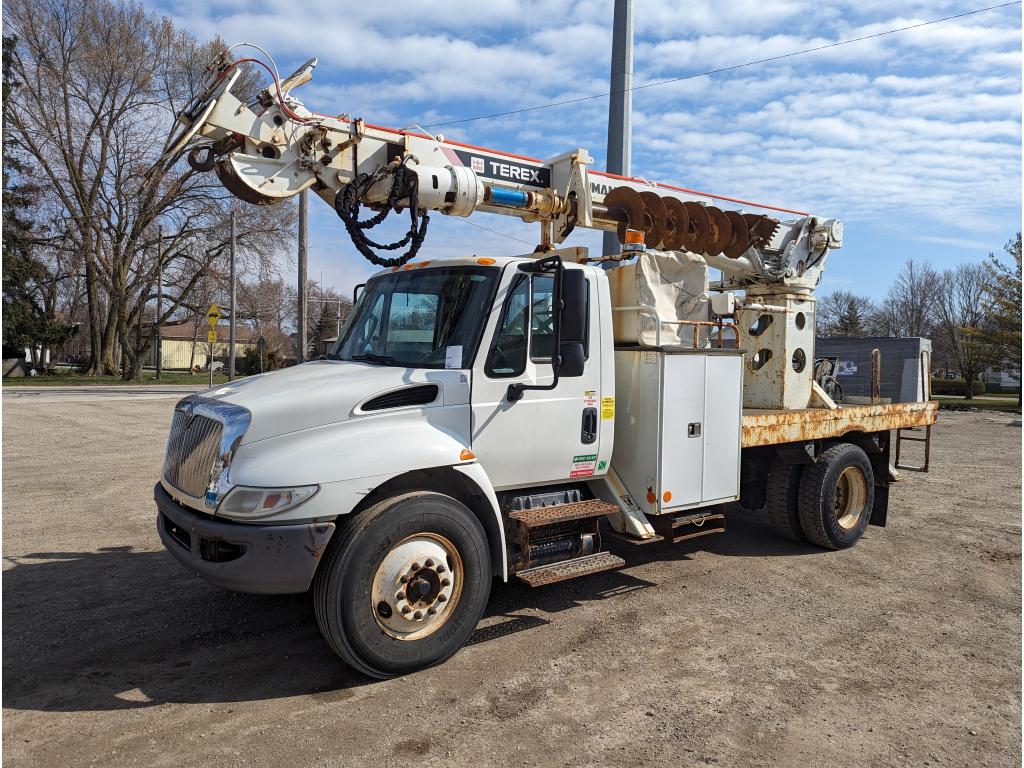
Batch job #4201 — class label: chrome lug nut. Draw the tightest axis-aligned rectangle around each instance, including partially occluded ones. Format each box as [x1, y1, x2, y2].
[401, 606, 411, 614]
[395, 591, 404, 601]
[413, 611, 423, 620]
[436, 564, 446, 574]
[437, 594, 447, 603]
[427, 607, 436, 615]
[399, 575, 409, 583]
[411, 562, 420, 571]
[440, 578, 450, 587]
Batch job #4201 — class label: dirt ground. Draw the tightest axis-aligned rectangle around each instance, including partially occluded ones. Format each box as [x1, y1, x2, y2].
[2, 398, 1021, 768]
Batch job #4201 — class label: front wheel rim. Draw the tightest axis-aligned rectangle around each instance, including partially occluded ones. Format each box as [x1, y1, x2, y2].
[834, 466, 869, 530]
[370, 533, 464, 641]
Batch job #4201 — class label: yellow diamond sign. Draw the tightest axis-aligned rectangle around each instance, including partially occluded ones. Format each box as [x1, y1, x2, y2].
[207, 303, 221, 328]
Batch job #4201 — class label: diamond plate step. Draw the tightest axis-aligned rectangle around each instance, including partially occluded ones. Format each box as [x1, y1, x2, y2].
[508, 499, 619, 528]
[515, 551, 625, 587]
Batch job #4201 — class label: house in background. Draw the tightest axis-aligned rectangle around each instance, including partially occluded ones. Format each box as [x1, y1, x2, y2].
[144, 320, 257, 371]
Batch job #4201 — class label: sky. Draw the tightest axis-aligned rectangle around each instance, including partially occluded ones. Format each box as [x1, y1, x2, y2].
[152, 0, 1022, 299]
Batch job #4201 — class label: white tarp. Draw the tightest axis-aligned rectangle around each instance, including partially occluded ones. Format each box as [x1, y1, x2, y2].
[608, 249, 710, 347]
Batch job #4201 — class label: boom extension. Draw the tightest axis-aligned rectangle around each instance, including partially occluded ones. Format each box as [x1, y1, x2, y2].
[169, 49, 843, 286]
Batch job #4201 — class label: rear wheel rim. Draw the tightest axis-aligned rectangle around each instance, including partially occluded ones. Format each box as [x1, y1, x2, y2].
[834, 466, 868, 530]
[370, 533, 464, 641]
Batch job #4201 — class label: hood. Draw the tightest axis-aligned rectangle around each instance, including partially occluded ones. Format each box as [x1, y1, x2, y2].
[201, 360, 469, 443]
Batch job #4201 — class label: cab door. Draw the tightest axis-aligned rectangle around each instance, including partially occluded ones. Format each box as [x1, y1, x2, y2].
[471, 263, 606, 489]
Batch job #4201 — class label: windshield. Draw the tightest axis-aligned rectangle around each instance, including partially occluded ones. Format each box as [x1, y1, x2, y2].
[331, 266, 498, 369]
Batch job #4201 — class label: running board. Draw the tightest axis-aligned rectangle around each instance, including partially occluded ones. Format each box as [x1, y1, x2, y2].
[515, 551, 625, 587]
[651, 507, 727, 544]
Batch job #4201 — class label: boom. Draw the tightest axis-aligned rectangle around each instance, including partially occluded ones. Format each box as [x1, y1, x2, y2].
[165, 49, 843, 291]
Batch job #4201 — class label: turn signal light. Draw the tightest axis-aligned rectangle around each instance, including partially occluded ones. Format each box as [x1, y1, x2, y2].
[476, 257, 496, 265]
[662, 491, 673, 503]
[459, 449, 476, 461]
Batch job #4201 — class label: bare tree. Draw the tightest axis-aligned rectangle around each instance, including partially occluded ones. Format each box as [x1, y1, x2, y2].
[933, 263, 999, 399]
[817, 291, 879, 337]
[3, 0, 294, 378]
[876, 260, 940, 338]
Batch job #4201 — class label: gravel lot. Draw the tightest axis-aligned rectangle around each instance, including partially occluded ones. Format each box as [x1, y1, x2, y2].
[3, 398, 1021, 768]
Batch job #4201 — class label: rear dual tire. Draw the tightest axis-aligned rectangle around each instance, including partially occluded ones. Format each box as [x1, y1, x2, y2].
[797, 443, 874, 550]
[313, 491, 491, 679]
[765, 442, 874, 550]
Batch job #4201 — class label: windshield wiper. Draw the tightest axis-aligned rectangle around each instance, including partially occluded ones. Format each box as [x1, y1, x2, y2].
[350, 353, 396, 366]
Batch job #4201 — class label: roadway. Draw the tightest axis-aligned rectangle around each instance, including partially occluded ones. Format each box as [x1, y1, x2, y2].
[2, 385, 207, 403]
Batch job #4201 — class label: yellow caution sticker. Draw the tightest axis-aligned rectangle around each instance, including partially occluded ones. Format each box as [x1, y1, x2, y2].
[601, 396, 615, 420]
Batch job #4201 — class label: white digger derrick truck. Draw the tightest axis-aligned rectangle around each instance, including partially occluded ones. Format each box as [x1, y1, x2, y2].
[153, 51, 938, 677]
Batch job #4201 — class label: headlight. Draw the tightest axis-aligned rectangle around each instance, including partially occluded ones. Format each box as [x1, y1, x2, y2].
[217, 485, 319, 520]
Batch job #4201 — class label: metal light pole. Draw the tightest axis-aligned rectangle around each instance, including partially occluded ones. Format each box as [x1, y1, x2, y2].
[298, 190, 308, 363]
[604, 0, 633, 257]
[229, 210, 237, 380]
[156, 227, 163, 380]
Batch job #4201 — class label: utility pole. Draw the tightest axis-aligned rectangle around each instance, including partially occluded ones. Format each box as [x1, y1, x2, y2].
[229, 210, 237, 381]
[156, 227, 163, 380]
[298, 189, 308, 363]
[604, 0, 633, 257]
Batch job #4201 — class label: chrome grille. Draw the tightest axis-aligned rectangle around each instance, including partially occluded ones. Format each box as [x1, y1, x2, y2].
[163, 408, 224, 499]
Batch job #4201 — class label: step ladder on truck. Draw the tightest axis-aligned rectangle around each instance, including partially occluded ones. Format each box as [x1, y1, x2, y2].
[151, 50, 938, 678]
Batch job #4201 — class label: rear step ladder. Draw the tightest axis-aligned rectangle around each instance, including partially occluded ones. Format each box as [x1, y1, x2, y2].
[895, 349, 933, 472]
[894, 424, 932, 472]
[509, 499, 625, 587]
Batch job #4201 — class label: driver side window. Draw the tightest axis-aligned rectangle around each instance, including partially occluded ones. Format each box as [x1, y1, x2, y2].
[485, 276, 528, 378]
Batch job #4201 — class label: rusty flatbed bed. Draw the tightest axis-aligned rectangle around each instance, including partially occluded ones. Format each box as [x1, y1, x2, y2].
[742, 401, 938, 448]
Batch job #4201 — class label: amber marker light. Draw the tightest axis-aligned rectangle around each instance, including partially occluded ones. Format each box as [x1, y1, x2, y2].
[459, 449, 476, 461]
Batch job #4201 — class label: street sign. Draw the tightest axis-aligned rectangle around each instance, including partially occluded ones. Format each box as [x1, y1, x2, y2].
[207, 330, 218, 344]
[207, 303, 221, 328]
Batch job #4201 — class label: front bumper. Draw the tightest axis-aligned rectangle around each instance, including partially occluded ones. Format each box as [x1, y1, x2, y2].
[155, 483, 335, 594]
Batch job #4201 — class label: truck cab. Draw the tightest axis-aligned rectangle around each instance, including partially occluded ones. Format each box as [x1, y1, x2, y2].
[157, 252, 627, 675]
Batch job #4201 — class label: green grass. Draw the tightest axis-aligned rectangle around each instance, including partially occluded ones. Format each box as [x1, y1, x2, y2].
[2, 371, 240, 387]
[935, 394, 1021, 412]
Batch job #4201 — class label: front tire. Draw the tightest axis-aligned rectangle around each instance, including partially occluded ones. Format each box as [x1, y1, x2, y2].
[313, 491, 491, 678]
[798, 443, 874, 550]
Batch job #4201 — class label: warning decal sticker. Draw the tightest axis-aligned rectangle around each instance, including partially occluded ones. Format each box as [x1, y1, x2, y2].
[601, 396, 615, 420]
[570, 453, 597, 478]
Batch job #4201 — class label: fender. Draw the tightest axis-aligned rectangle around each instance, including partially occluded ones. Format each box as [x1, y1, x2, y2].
[452, 461, 507, 579]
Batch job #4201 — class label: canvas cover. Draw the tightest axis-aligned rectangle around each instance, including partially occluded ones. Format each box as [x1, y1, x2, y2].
[608, 249, 710, 347]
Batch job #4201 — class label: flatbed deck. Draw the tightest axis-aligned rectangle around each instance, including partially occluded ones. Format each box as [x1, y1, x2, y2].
[742, 400, 938, 448]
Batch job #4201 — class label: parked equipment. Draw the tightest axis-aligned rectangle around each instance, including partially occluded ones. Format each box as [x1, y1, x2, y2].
[154, 49, 937, 677]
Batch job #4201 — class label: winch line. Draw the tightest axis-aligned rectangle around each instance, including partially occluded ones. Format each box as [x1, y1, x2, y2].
[423, 2, 1022, 128]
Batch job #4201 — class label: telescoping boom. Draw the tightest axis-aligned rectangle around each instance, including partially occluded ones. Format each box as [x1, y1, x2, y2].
[164, 50, 842, 292]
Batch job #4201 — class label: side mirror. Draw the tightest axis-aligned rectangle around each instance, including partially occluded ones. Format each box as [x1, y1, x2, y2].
[559, 270, 587, 344]
[556, 270, 586, 379]
[558, 341, 585, 377]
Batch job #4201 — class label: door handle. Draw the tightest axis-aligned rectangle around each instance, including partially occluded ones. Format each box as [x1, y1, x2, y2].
[581, 407, 597, 444]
